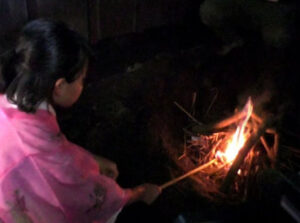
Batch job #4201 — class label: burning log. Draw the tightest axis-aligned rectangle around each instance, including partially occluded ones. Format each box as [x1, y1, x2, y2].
[191, 111, 265, 134]
[175, 99, 270, 137]
[220, 116, 274, 192]
[214, 111, 247, 130]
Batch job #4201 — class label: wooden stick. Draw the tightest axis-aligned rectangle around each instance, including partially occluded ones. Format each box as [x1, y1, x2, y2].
[266, 128, 276, 134]
[174, 101, 204, 126]
[182, 128, 194, 136]
[205, 88, 218, 117]
[192, 112, 265, 135]
[199, 110, 250, 133]
[260, 136, 273, 161]
[281, 145, 300, 154]
[220, 117, 274, 192]
[273, 133, 279, 160]
[160, 159, 216, 190]
[214, 111, 264, 130]
[251, 113, 263, 124]
[213, 111, 246, 129]
[191, 92, 197, 116]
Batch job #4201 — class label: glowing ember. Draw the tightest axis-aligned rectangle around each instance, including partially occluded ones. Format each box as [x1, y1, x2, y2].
[216, 98, 253, 163]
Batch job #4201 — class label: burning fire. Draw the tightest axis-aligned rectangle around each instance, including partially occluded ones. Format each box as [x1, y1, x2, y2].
[167, 95, 278, 200]
[216, 98, 253, 163]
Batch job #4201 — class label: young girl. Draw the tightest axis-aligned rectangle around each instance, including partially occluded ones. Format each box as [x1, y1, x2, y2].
[0, 19, 161, 223]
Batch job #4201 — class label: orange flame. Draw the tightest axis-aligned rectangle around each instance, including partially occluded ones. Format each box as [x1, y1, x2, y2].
[217, 98, 253, 163]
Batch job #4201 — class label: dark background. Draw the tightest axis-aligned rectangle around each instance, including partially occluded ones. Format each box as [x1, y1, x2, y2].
[0, 0, 200, 51]
[1, 0, 300, 222]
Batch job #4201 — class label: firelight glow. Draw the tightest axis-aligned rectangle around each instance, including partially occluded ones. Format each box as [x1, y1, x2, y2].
[217, 98, 253, 163]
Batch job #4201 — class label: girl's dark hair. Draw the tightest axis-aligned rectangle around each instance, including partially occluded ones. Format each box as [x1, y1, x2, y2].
[0, 19, 91, 113]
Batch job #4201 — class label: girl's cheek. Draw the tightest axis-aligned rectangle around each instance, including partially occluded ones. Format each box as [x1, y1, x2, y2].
[78, 85, 83, 94]
[75, 84, 83, 98]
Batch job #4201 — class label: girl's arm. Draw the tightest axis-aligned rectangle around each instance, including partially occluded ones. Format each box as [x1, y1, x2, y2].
[126, 184, 161, 205]
[93, 155, 119, 180]
[93, 155, 161, 205]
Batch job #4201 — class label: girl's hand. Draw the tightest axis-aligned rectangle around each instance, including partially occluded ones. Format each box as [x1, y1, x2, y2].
[93, 155, 119, 180]
[127, 184, 161, 205]
[140, 183, 162, 205]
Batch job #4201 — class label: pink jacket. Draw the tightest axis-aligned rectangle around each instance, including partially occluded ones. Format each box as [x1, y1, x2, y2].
[0, 95, 129, 223]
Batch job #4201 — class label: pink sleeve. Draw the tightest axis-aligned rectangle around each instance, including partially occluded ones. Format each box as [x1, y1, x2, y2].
[0, 129, 130, 223]
[33, 137, 131, 223]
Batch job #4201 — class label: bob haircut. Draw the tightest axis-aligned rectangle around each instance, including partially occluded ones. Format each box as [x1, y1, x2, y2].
[0, 19, 91, 113]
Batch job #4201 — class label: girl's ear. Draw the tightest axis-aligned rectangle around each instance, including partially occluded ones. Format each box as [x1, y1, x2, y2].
[53, 78, 67, 96]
